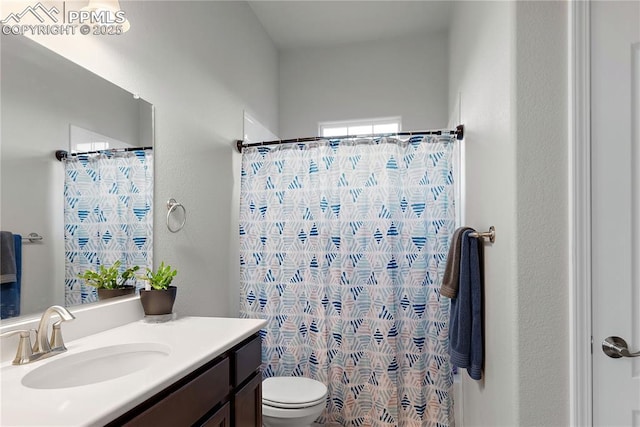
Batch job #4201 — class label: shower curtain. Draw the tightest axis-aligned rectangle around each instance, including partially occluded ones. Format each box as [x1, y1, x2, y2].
[239, 136, 455, 426]
[64, 150, 153, 305]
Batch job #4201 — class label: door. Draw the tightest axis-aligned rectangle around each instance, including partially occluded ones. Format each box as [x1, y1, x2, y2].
[591, 1, 640, 425]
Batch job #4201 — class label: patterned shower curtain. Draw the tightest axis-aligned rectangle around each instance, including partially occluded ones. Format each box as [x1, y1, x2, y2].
[239, 136, 455, 426]
[64, 150, 153, 305]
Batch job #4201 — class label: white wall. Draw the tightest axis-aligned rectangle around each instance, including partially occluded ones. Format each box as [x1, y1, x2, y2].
[449, 2, 518, 425]
[23, 0, 279, 318]
[514, 2, 568, 425]
[279, 32, 449, 138]
[449, 1, 569, 425]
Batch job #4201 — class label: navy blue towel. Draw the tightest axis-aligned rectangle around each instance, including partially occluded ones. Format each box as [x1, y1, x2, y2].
[1, 234, 22, 319]
[448, 229, 483, 380]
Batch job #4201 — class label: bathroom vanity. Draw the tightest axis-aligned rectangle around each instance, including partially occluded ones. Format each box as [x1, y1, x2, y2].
[109, 333, 262, 426]
[0, 316, 266, 426]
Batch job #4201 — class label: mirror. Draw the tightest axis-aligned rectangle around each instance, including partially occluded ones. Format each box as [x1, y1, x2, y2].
[0, 34, 154, 320]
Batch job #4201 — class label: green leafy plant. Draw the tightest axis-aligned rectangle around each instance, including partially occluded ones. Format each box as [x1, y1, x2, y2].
[79, 261, 140, 289]
[141, 262, 177, 290]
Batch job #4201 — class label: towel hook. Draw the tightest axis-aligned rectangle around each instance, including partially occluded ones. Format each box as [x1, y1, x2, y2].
[166, 198, 186, 233]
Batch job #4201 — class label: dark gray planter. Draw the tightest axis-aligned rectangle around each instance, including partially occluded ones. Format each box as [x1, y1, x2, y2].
[139, 286, 177, 315]
[97, 286, 136, 301]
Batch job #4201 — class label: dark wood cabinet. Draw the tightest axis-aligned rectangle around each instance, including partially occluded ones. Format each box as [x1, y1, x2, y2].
[231, 335, 262, 427]
[233, 372, 262, 427]
[202, 402, 231, 427]
[107, 334, 262, 427]
[232, 335, 262, 387]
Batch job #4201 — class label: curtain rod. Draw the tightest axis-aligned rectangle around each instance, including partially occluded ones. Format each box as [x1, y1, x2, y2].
[55, 146, 153, 161]
[235, 124, 464, 153]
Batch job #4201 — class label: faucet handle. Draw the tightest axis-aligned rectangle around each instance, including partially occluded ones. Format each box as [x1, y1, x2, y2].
[0, 329, 35, 365]
[49, 321, 69, 351]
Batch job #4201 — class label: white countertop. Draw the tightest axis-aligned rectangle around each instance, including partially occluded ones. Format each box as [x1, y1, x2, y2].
[1, 316, 266, 426]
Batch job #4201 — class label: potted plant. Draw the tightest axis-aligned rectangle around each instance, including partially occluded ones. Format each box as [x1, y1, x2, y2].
[139, 262, 178, 316]
[79, 261, 140, 300]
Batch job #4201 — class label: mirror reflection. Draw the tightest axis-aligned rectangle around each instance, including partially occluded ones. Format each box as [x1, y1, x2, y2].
[0, 35, 154, 320]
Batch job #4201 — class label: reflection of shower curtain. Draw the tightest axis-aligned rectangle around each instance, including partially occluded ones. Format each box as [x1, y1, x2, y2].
[239, 136, 455, 426]
[64, 150, 153, 305]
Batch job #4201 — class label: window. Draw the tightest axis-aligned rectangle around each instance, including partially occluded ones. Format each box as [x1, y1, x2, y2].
[319, 117, 401, 138]
[75, 142, 109, 152]
[69, 124, 134, 153]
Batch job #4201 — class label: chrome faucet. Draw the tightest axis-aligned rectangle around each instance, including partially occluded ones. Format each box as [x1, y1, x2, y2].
[0, 305, 75, 365]
[33, 305, 75, 354]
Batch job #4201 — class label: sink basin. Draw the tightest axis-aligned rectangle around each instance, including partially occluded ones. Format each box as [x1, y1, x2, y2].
[21, 343, 171, 389]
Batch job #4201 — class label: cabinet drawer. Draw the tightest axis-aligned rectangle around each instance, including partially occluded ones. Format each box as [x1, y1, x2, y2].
[123, 358, 230, 427]
[233, 335, 261, 386]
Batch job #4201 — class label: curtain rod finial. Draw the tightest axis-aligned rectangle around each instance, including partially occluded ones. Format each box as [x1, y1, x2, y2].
[236, 140, 244, 153]
[55, 150, 68, 161]
[456, 124, 464, 140]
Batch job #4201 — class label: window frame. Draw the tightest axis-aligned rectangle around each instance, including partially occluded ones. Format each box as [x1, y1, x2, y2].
[318, 116, 402, 138]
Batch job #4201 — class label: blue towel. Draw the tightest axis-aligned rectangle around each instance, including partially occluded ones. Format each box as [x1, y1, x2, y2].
[1, 234, 22, 319]
[448, 229, 483, 380]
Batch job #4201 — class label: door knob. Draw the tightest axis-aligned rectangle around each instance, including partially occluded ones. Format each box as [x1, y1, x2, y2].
[602, 336, 640, 358]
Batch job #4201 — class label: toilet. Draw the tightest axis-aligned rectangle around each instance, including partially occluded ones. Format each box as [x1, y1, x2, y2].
[262, 376, 328, 427]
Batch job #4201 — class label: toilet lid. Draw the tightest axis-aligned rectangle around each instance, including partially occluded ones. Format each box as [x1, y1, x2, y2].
[262, 377, 328, 408]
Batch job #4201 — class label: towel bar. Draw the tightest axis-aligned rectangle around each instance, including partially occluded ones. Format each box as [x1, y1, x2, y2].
[23, 233, 43, 243]
[469, 226, 495, 243]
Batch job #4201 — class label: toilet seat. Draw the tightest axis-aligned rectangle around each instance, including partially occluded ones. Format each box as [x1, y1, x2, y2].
[262, 377, 327, 409]
[263, 396, 326, 409]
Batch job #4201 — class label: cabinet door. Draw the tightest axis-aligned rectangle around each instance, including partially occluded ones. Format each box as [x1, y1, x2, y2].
[202, 402, 231, 427]
[233, 373, 262, 427]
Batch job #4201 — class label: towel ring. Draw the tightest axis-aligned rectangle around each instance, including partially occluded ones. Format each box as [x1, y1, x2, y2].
[166, 198, 186, 233]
